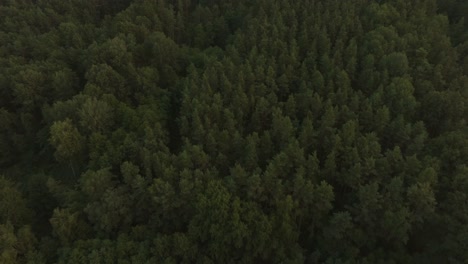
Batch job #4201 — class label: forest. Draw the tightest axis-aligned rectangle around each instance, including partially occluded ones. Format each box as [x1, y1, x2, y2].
[0, 0, 467, 263]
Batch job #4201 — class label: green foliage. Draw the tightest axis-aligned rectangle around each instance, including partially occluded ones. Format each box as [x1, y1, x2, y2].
[0, 177, 32, 227]
[49, 119, 84, 163]
[0, 0, 467, 262]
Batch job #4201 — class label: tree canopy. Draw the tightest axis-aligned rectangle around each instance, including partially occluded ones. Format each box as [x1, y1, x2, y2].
[0, 0, 467, 263]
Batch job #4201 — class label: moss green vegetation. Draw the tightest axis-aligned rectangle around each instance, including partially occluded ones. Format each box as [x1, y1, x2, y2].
[0, 0, 467, 263]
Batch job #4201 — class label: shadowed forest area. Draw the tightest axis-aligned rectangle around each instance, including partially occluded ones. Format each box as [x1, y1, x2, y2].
[0, 0, 467, 263]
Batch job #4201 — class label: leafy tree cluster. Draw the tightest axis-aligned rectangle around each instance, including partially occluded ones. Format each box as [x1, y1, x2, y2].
[0, 0, 467, 263]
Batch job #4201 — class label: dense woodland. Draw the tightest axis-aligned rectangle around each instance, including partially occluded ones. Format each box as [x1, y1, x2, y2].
[0, 0, 467, 263]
